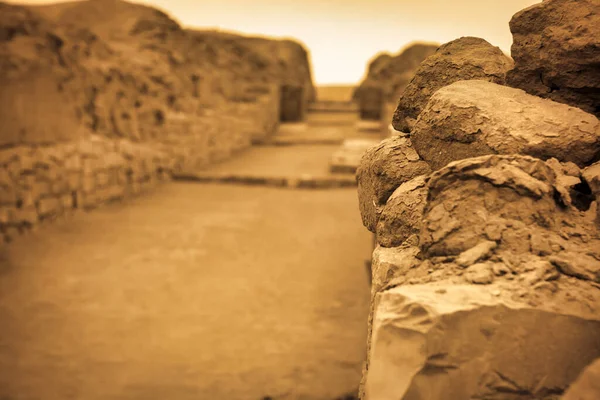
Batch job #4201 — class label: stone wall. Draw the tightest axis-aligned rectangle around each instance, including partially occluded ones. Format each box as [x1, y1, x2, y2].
[0, 135, 167, 244]
[356, 1, 600, 398]
[0, 83, 280, 244]
[0, 0, 300, 243]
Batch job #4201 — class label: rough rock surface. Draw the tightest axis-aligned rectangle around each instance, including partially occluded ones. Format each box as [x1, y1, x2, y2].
[392, 37, 514, 133]
[353, 43, 439, 103]
[356, 136, 431, 232]
[376, 175, 428, 248]
[562, 358, 600, 400]
[360, 154, 600, 399]
[367, 284, 600, 400]
[506, 0, 600, 117]
[411, 80, 600, 170]
[420, 155, 599, 259]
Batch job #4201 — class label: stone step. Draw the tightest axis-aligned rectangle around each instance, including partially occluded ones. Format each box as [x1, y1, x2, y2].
[308, 101, 359, 113]
[172, 172, 357, 188]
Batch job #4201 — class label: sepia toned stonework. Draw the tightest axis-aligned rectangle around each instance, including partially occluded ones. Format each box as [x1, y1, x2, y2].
[357, 0, 600, 398]
[391, 36, 514, 133]
[0, 0, 314, 242]
[506, 0, 600, 118]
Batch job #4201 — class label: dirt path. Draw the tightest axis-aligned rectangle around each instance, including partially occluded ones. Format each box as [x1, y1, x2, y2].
[199, 145, 340, 177]
[0, 182, 372, 400]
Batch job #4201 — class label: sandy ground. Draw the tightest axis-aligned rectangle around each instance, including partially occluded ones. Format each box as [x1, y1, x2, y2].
[0, 183, 372, 400]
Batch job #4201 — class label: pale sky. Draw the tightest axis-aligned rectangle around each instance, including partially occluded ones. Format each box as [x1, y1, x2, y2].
[10, 0, 540, 84]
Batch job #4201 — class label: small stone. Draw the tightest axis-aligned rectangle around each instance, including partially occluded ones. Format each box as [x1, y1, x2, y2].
[465, 263, 495, 284]
[550, 253, 600, 283]
[530, 233, 553, 256]
[456, 240, 498, 267]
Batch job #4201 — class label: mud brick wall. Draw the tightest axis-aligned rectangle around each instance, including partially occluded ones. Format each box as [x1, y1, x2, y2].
[0, 135, 170, 243]
[159, 85, 280, 171]
[0, 83, 281, 244]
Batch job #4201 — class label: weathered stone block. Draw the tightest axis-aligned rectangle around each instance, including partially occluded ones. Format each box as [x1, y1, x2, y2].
[506, 0, 600, 117]
[35, 166, 60, 182]
[37, 197, 62, 217]
[82, 158, 97, 175]
[0, 187, 18, 205]
[81, 175, 96, 193]
[67, 172, 81, 191]
[95, 171, 112, 187]
[0, 148, 18, 165]
[32, 180, 52, 199]
[392, 36, 514, 132]
[107, 185, 125, 200]
[18, 150, 36, 172]
[61, 194, 74, 210]
[562, 358, 600, 400]
[64, 154, 82, 171]
[51, 179, 69, 195]
[18, 188, 36, 208]
[12, 207, 39, 225]
[357, 136, 431, 232]
[366, 284, 600, 400]
[420, 154, 597, 259]
[76, 192, 98, 209]
[6, 160, 22, 180]
[377, 175, 429, 248]
[371, 244, 421, 295]
[104, 152, 126, 169]
[411, 80, 600, 170]
[0, 168, 12, 186]
[116, 169, 128, 185]
[0, 207, 14, 224]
